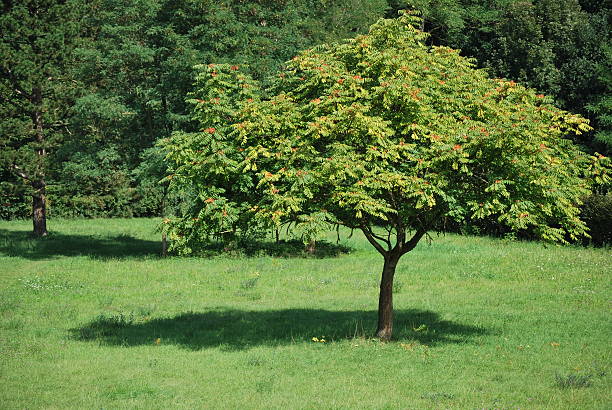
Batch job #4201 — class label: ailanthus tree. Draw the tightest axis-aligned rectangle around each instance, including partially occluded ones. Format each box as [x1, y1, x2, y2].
[163, 12, 610, 340]
[160, 64, 266, 254]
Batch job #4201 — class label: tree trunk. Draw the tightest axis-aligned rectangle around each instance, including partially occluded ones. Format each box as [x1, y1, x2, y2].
[376, 254, 399, 340]
[32, 180, 47, 236]
[31, 87, 47, 237]
[161, 232, 168, 257]
[306, 239, 316, 254]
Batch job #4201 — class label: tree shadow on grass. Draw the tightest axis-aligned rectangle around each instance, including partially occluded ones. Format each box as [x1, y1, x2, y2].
[0, 229, 351, 260]
[195, 239, 351, 259]
[0, 229, 161, 260]
[70, 308, 488, 350]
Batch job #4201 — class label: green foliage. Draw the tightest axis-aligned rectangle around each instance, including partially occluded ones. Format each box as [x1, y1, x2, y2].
[0, 0, 390, 222]
[0, 170, 29, 220]
[130, 146, 169, 217]
[48, 146, 133, 218]
[164, 12, 610, 256]
[587, 44, 612, 149]
[159, 64, 266, 254]
[391, 0, 612, 152]
[3, 0, 610, 224]
[186, 0, 388, 84]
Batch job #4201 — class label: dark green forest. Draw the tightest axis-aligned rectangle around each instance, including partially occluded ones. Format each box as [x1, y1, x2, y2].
[1, 0, 610, 242]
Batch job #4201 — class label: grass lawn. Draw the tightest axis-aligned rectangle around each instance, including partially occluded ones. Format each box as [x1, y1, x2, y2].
[0, 218, 610, 409]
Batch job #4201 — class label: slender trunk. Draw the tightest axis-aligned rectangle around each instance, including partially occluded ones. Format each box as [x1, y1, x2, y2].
[160, 184, 167, 256]
[32, 180, 47, 236]
[306, 239, 316, 254]
[275, 228, 280, 244]
[376, 253, 399, 340]
[31, 87, 47, 237]
[161, 232, 168, 257]
[145, 108, 153, 143]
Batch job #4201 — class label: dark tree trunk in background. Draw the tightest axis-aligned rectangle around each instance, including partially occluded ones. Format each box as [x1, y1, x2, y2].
[161, 232, 168, 257]
[306, 239, 316, 254]
[31, 87, 47, 237]
[31, 179, 47, 236]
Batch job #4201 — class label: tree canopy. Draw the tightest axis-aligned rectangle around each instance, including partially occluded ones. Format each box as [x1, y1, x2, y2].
[389, 0, 612, 152]
[1, 0, 610, 249]
[161, 12, 610, 338]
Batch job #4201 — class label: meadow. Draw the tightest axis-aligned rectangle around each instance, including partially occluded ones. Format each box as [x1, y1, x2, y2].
[0, 218, 610, 409]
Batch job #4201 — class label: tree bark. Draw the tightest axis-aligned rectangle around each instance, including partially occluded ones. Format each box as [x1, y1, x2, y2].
[376, 253, 399, 340]
[31, 180, 47, 236]
[306, 239, 316, 254]
[161, 232, 168, 257]
[362, 224, 426, 341]
[31, 87, 47, 237]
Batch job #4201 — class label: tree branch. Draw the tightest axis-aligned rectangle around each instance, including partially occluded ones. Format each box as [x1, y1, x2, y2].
[1, 67, 32, 100]
[12, 164, 30, 181]
[400, 228, 427, 256]
[362, 222, 392, 248]
[360, 223, 388, 256]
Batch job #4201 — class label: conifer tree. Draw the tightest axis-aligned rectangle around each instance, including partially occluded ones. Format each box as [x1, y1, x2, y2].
[0, 0, 86, 235]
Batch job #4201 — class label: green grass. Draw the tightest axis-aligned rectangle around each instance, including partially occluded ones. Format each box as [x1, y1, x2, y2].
[0, 218, 610, 409]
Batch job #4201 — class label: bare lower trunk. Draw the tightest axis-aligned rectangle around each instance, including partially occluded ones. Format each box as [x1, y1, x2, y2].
[306, 239, 316, 254]
[161, 232, 168, 257]
[32, 180, 47, 237]
[376, 255, 399, 340]
[361, 225, 426, 341]
[31, 87, 47, 237]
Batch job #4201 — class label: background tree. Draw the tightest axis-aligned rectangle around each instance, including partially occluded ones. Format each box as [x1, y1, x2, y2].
[587, 44, 612, 148]
[0, 0, 389, 221]
[0, 0, 86, 235]
[163, 12, 610, 339]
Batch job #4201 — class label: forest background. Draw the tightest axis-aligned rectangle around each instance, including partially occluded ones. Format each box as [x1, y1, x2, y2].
[1, 0, 610, 242]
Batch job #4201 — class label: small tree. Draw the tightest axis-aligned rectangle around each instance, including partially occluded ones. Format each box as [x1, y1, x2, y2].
[164, 12, 610, 339]
[160, 64, 266, 254]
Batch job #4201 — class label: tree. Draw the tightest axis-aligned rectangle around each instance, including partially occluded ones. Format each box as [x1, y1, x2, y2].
[0, 0, 86, 234]
[160, 63, 264, 254]
[164, 12, 610, 339]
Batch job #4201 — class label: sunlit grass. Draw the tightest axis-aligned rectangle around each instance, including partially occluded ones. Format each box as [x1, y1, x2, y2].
[0, 218, 610, 408]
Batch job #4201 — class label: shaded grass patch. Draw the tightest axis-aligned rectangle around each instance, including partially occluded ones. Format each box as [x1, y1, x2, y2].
[71, 308, 487, 350]
[187, 238, 352, 258]
[0, 229, 160, 260]
[0, 228, 351, 260]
